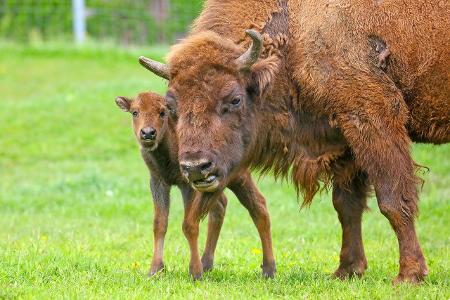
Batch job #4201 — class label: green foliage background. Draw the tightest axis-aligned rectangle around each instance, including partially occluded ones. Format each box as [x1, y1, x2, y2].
[0, 0, 203, 44]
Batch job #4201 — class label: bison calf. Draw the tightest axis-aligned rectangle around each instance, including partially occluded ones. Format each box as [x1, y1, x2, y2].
[115, 91, 276, 279]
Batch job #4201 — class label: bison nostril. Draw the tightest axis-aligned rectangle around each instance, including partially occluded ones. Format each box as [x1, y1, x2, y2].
[179, 160, 215, 181]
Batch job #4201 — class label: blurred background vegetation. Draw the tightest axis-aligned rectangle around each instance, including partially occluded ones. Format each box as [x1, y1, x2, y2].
[1, 1, 449, 298]
[0, 0, 203, 46]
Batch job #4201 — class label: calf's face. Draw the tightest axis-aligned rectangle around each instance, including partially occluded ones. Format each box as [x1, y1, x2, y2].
[115, 92, 170, 151]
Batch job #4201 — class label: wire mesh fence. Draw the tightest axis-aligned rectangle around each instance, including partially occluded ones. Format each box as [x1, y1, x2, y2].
[0, 0, 203, 46]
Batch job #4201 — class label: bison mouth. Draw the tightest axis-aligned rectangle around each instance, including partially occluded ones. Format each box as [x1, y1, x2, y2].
[192, 175, 220, 192]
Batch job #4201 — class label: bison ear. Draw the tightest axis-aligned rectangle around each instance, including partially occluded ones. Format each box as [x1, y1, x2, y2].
[165, 95, 178, 117]
[115, 96, 131, 112]
[247, 55, 280, 98]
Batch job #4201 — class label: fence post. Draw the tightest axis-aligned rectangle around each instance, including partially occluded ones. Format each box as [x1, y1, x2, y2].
[72, 0, 86, 44]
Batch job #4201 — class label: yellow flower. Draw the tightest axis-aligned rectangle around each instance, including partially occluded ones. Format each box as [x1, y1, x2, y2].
[251, 248, 262, 255]
[131, 262, 140, 270]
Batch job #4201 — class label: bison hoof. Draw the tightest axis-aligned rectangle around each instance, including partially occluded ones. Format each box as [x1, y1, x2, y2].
[201, 255, 214, 272]
[332, 261, 367, 279]
[392, 274, 423, 285]
[189, 263, 203, 281]
[392, 270, 428, 285]
[392, 256, 428, 285]
[261, 262, 276, 279]
[148, 262, 165, 277]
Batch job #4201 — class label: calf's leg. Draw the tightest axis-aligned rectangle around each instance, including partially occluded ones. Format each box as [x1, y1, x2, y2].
[332, 171, 369, 279]
[149, 177, 170, 276]
[229, 172, 276, 278]
[201, 194, 228, 272]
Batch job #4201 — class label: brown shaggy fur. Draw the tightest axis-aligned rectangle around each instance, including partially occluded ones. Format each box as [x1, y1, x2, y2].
[115, 92, 276, 280]
[143, 0, 449, 284]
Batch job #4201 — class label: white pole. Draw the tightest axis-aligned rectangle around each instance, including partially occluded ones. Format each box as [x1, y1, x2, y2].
[72, 0, 86, 44]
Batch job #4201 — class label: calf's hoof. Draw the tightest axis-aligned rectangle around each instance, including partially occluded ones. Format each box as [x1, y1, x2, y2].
[261, 262, 276, 279]
[332, 260, 367, 279]
[201, 255, 214, 272]
[189, 263, 203, 281]
[148, 262, 165, 277]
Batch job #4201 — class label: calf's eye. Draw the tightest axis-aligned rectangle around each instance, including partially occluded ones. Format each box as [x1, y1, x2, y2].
[160, 111, 166, 118]
[132, 111, 138, 117]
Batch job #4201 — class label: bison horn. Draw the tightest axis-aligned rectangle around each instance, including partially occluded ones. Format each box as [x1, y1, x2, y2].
[236, 30, 264, 70]
[138, 56, 170, 80]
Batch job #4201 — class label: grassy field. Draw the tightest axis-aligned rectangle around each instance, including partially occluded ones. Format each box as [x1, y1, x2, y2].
[0, 44, 449, 299]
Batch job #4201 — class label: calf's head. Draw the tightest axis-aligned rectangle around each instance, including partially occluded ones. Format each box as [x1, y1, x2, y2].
[140, 30, 279, 192]
[115, 92, 171, 151]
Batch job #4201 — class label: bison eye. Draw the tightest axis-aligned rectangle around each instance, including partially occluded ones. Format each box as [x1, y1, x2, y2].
[159, 111, 166, 118]
[231, 97, 242, 106]
[132, 111, 139, 118]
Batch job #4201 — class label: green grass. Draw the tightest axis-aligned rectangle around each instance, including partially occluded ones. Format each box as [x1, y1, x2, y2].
[0, 44, 449, 299]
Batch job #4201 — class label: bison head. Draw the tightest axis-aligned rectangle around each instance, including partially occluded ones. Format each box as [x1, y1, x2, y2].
[140, 30, 279, 192]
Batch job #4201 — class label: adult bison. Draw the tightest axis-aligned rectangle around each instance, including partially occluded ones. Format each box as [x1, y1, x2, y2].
[140, 0, 450, 283]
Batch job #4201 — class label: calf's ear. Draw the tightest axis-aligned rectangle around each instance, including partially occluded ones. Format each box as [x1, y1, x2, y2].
[247, 55, 280, 98]
[115, 96, 131, 112]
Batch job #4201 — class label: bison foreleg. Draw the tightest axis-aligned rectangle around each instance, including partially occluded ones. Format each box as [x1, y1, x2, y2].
[376, 185, 428, 284]
[201, 194, 228, 272]
[229, 172, 276, 279]
[182, 191, 220, 280]
[332, 171, 369, 279]
[326, 70, 428, 283]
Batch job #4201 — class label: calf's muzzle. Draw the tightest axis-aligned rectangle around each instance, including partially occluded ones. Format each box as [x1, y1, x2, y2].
[140, 127, 157, 140]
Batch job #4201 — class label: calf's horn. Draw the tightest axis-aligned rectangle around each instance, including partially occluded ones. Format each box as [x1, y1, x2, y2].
[236, 30, 263, 70]
[139, 56, 170, 80]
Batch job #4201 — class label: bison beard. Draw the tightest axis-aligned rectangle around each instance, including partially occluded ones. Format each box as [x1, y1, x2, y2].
[139, 0, 449, 284]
